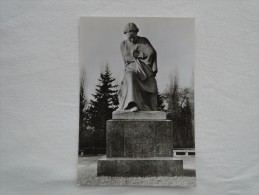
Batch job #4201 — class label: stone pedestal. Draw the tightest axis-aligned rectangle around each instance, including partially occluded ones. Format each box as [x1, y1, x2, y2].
[97, 111, 183, 177]
[106, 120, 174, 158]
[97, 157, 183, 177]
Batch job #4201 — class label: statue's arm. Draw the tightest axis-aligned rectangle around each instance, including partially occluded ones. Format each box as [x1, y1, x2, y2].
[141, 37, 158, 75]
[120, 41, 127, 66]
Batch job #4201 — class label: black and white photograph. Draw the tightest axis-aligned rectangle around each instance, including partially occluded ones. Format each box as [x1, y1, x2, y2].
[1, 1, 258, 194]
[78, 17, 195, 187]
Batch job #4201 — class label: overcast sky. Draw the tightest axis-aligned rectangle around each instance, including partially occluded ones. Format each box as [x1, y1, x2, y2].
[80, 17, 194, 98]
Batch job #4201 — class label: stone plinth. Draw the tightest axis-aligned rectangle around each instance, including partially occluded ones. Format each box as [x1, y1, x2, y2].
[96, 111, 184, 178]
[113, 111, 167, 120]
[97, 157, 183, 177]
[106, 120, 173, 158]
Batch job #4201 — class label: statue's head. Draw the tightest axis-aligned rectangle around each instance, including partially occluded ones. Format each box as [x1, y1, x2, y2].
[123, 23, 139, 42]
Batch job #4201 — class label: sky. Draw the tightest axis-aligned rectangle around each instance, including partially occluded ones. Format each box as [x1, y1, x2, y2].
[80, 17, 194, 98]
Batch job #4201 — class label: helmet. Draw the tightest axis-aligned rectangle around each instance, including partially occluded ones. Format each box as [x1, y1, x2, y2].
[123, 23, 139, 34]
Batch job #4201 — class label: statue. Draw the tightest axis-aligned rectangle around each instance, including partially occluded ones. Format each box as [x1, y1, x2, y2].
[116, 23, 158, 112]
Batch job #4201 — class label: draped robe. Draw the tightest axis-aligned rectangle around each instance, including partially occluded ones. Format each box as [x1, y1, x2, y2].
[117, 36, 158, 111]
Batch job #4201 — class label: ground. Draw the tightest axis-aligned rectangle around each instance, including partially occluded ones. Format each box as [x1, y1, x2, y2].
[78, 155, 196, 187]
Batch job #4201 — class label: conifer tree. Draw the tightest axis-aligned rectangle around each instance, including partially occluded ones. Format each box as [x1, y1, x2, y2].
[79, 76, 88, 149]
[86, 64, 118, 132]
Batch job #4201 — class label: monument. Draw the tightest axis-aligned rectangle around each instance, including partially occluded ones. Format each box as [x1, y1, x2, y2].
[97, 23, 184, 177]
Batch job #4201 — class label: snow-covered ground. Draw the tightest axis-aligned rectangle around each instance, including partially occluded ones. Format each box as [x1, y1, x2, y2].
[78, 155, 196, 187]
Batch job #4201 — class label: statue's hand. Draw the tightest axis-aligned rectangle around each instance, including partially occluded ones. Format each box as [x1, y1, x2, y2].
[132, 50, 139, 58]
[132, 50, 144, 59]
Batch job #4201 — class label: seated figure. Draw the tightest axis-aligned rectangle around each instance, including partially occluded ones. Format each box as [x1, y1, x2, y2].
[117, 23, 158, 112]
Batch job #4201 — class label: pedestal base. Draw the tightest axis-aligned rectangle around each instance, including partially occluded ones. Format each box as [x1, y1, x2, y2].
[97, 157, 183, 177]
[107, 120, 174, 158]
[112, 111, 167, 120]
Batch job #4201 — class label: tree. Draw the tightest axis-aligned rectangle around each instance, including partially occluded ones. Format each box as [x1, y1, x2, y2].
[163, 72, 195, 148]
[157, 93, 165, 111]
[79, 72, 88, 149]
[86, 63, 118, 140]
[180, 96, 194, 147]
[164, 72, 180, 113]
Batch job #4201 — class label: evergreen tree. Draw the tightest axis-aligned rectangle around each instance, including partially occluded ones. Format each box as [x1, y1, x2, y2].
[86, 64, 118, 132]
[79, 76, 88, 149]
[180, 94, 194, 148]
